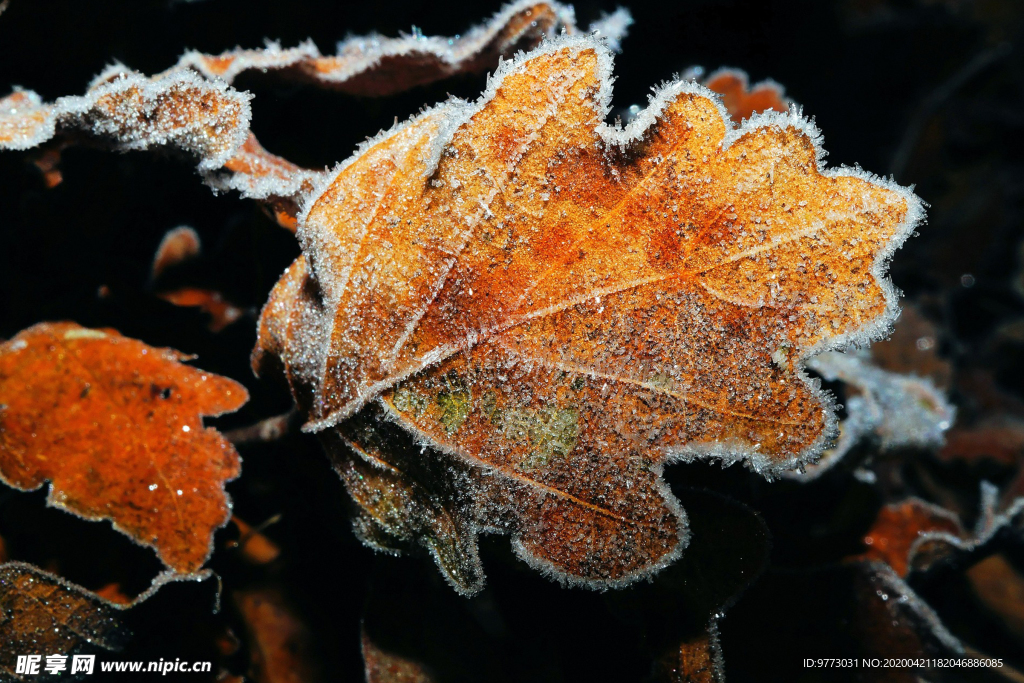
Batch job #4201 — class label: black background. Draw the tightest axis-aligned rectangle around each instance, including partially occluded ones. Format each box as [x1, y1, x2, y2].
[1, 0, 1023, 681]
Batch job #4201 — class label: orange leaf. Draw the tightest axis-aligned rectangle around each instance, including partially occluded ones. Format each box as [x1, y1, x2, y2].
[0, 562, 127, 672]
[255, 37, 920, 590]
[703, 69, 789, 123]
[151, 226, 202, 282]
[234, 588, 320, 683]
[654, 625, 723, 683]
[158, 287, 246, 333]
[861, 499, 963, 576]
[0, 322, 247, 574]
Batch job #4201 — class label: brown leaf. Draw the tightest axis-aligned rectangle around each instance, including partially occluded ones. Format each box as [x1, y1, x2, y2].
[0, 77, 319, 231]
[869, 303, 952, 388]
[151, 226, 202, 282]
[0, 89, 52, 150]
[0, 67, 251, 169]
[654, 624, 723, 683]
[362, 627, 437, 683]
[172, 1, 626, 97]
[215, 133, 325, 231]
[255, 38, 920, 590]
[158, 287, 246, 333]
[966, 553, 1024, 643]
[860, 499, 964, 576]
[0, 322, 247, 574]
[0, 562, 128, 675]
[939, 416, 1024, 467]
[234, 588, 320, 683]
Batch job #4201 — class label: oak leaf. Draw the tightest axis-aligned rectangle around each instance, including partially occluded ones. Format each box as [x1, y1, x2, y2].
[786, 348, 955, 481]
[0, 562, 128, 675]
[172, 1, 628, 96]
[0, 322, 247, 574]
[254, 36, 921, 591]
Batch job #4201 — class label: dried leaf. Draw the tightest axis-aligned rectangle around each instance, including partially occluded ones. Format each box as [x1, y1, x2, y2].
[869, 304, 952, 388]
[861, 498, 964, 576]
[0, 322, 247, 574]
[939, 416, 1024, 467]
[0, 67, 251, 169]
[255, 37, 921, 591]
[0, 562, 128, 675]
[907, 483, 1024, 575]
[789, 349, 955, 480]
[151, 226, 202, 282]
[702, 69, 789, 123]
[654, 623, 723, 683]
[215, 133, 326, 231]
[0, 89, 52, 150]
[173, 1, 629, 96]
[965, 553, 1024, 642]
[234, 588, 320, 683]
[362, 627, 437, 683]
[158, 287, 246, 332]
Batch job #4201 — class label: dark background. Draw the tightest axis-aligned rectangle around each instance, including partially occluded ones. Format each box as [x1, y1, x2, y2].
[1, 0, 1023, 681]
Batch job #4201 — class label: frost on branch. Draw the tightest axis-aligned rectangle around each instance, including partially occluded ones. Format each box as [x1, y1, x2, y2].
[253, 36, 921, 592]
[0, 322, 247, 574]
[173, 1, 630, 96]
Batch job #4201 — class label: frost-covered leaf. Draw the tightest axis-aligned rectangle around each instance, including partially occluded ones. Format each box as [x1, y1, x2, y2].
[654, 624, 723, 683]
[860, 498, 964, 576]
[869, 304, 952, 388]
[0, 322, 247, 574]
[907, 482, 1024, 575]
[0, 67, 251, 169]
[0, 89, 53, 151]
[215, 133, 326, 231]
[254, 37, 920, 591]
[0, 562, 128, 675]
[0, 68, 319, 228]
[173, 1, 628, 96]
[789, 349, 955, 481]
